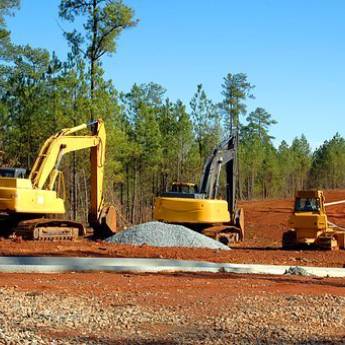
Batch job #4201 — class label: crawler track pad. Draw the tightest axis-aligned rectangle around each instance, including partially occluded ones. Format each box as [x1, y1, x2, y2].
[13, 219, 85, 241]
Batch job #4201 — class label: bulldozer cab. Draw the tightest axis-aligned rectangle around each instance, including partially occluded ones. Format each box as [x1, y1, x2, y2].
[293, 190, 325, 214]
[295, 197, 320, 212]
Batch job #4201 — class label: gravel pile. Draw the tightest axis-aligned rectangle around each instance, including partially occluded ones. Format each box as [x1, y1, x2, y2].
[105, 221, 229, 250]
[285, 266, 312, 276]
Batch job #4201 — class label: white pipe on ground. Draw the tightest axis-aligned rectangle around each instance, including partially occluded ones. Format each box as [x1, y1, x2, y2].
[324, 199, 345, 207]
[0, 257, 343, 278]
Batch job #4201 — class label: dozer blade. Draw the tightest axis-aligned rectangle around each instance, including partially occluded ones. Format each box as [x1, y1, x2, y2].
[13, 219, 85, 241]
[282, 229, 298, 249]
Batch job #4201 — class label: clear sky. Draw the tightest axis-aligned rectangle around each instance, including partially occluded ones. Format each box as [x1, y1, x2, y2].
[5, 0, 345, 148]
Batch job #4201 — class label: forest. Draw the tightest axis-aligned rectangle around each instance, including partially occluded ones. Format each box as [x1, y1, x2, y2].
[1, 0, 345, 226]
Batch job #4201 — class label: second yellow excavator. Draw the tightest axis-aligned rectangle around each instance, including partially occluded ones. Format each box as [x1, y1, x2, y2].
[154, 133, 244, 246]
[0, 119, 116, 240]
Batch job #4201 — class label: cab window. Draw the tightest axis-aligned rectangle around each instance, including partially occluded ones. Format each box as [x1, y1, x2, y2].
[295, 198, 320, 212]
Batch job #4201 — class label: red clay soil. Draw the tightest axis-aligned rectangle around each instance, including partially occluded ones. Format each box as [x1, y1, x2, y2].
[0, 189, 345, 267]
[1, 190, 345, 345]
[1, 271, 345, 300]
[238, 189, 345, 244]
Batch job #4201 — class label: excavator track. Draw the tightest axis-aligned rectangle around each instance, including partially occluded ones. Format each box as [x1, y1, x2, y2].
[202, 225, 242, 245]
[201, 209, 245, 246]
[12, 219, 85, 241]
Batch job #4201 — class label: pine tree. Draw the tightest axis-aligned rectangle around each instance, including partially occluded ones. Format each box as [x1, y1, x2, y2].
[59, 0, 137, 119]
[310, 134, 345, 188]
[221, 73, 254, 131]
[190, 84, 221, 167]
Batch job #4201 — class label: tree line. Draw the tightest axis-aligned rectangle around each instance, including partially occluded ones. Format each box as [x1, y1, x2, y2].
[1, 1, 344, 226]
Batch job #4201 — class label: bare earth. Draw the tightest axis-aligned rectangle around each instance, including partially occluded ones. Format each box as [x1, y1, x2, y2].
[1, 189, 345, 343]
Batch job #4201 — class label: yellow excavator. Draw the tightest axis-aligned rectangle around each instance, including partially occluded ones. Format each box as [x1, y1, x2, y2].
[154, 133, 244, 246]
[0, 119, 116, 240]
[282, 190, 345, 250]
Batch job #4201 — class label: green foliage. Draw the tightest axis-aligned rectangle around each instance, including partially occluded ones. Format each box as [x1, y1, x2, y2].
[0, 0, 20, 59]
[0, 44, 52, 167]
[245, 107, 277, 141]
[2, 2, 345, 226]
[190, 84, 221, 166]
[239, 107, 278, 199]
[59, 0, 138, 119]
[310, 134, 345, 189]
[59, 0, 137, 60]
[221, 73, 255, 130]
[0, 0, 20, 38]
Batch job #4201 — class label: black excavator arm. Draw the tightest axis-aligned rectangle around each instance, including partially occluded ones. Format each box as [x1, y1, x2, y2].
[198, 133, 238, 217]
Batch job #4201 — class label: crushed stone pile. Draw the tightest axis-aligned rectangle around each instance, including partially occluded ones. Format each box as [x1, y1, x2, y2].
[284, 266, 312, 276]
[105, 221, 230, 250]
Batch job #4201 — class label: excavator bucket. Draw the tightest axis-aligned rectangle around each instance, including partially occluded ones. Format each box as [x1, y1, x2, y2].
[92, 205, 117, 238]
[234, 208, 245, 241]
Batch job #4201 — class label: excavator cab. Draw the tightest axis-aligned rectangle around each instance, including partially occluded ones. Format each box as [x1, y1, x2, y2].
[161, 182, 205, 199]
[0, 168, 26, 178]
[171, 182, 198, 194]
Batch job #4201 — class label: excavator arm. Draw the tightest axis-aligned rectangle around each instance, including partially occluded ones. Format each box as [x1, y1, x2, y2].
[199, 133, 238, 214]
[29, 120, 105, 225]
[29, 121, 103, 189]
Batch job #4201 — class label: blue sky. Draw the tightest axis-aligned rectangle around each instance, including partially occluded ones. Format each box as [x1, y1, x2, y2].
[6, 0, 345, 148]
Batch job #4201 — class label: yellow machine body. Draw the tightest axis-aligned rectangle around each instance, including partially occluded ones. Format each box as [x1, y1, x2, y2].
[288, 190, 327, 245]
[153, 197, 231, 224]
[0, 177, 64, 214]
[283, 190, 345, 250]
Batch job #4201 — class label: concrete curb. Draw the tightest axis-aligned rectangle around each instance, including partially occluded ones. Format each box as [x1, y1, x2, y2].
[0, 257, 344, 277]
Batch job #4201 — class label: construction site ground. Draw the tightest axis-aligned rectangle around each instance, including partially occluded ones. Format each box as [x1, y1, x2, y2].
[1, 189, 345, 268]
[1, 189, 345, 344]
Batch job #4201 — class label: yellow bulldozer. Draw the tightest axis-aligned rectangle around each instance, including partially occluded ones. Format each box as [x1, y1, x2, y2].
[153, 132, 244, 246]
[0, 119, 116, 240]
[282, 190, 345, 250]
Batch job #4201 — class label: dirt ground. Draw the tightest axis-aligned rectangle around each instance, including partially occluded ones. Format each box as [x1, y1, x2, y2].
[1, 189, 345, 344]
[0, 189, 345, 268]
[1, 272, 345, 343]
